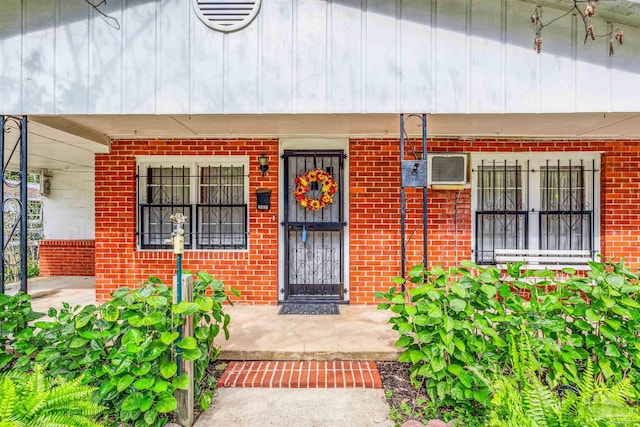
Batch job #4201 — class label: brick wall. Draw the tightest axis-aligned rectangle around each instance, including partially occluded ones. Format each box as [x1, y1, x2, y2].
[95, 139, 279, 302]
[349, 140, 401, 303]
[94, 137, 640, 304]
[39, 240, 95, 276]
[348, 138, 640, 303]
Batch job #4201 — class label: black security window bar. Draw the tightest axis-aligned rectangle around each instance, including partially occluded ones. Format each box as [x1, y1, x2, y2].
[474, 157, 597, 264]
[137, 165, 247, 250]
[197, 166, 247, 249]
[475, 160, 527, 264]
[540, 160, 593, 251]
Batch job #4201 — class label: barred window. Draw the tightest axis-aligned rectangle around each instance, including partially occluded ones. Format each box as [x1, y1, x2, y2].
[475, 161, 527, 264]
[540, 163, 591, 251]
[473, 153, 599, 264]
[137, 158, 248, 250]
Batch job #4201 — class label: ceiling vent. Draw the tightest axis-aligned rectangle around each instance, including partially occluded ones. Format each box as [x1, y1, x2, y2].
[193, 0, 262, 33]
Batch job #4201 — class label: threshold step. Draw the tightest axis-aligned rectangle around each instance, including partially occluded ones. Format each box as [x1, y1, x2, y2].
[218, 360, 383, 389]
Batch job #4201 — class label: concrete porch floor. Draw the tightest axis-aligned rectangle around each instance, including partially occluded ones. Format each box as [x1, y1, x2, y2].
[219, 304, 401, 361]
[4, 276, 96, 313]
[4, 277, 401, 361]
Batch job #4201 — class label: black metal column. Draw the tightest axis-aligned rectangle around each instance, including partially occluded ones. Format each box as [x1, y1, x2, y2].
[20, 117, 28, 293]
[1, 115, 28, 294]
[421, 115, 428, 271]
[400, 114, 406, 280]
[399, 113, 428, 282]
[0, 116, 4, 295]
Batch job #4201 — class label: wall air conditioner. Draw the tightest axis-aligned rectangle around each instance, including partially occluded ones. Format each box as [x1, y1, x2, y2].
[427, 153, 469, 186]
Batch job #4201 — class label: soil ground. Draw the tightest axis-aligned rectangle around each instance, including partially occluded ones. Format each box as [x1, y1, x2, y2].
[377, 361, 431, 425]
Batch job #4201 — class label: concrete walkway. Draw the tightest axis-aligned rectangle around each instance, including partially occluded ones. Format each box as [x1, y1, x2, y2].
[4, 277, 399, 426]
[205, 305, 399, 426]
[195, 388, 393, 426]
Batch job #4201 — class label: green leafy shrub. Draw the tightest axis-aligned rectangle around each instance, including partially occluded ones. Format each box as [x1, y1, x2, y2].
[4, 271, 236, 426]
[0, 292, 44, 370]
[27, 259, 39, 278]
[376, 259, 640, 422]
[0, 364, 104, 427]
[472, 335, 640, 427]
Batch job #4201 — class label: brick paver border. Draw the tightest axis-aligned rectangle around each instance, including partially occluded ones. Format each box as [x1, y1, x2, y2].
[218, 361, 382, 389]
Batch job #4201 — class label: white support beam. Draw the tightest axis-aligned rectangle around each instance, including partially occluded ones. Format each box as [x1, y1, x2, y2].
[29, 116, 110, 149]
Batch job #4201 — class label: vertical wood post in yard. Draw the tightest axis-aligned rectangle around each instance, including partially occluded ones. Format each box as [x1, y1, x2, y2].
[174, 274, 194, 426]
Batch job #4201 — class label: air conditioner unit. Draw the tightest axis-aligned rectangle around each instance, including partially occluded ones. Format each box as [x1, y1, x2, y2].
[427, 153, 469, 185]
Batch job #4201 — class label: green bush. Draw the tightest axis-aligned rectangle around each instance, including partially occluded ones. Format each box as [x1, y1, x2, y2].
[0, 364, 104, 427]
[376, 259, 640, 422]
[27, 258, 39, 278]
[472, 335, 640, 427]
[3, 271, 237, 426]
[0, 292, 44, 370]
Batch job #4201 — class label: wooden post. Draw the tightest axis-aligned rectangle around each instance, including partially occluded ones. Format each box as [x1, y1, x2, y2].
[174, 274, 194, 427]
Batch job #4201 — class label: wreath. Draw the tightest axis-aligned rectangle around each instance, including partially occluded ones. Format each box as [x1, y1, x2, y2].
[293, 169, 338, 211]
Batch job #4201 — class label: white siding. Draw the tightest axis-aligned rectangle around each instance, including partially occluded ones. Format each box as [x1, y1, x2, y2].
[1, 0, 639, 115]
[122, 0, 157, 113]
[43, 170, 95, 240]
[55, 0, 91, 113]
[0, 0, 23, 113]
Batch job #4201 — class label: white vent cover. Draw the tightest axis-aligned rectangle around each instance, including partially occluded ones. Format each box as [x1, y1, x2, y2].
[427, 154, 469, 185]
[193, 0, 262, 33]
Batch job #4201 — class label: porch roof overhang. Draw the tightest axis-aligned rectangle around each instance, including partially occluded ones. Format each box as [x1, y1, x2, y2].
[15, 112, 640, 172]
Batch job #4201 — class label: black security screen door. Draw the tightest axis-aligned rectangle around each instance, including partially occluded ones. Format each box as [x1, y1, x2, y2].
[283, 150, 345, 301]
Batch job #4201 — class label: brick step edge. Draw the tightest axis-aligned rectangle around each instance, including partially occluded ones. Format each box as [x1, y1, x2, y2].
[218, 360, 383, 389]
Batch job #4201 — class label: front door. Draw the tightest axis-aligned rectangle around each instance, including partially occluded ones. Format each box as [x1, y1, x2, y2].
[283, 150, 345, 301]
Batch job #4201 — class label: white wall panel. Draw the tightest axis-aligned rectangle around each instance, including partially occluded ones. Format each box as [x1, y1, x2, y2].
[610, 25, 640, 112]
[225, 19, 260, 112]
[295, 0, 328, 112]
[22, 0, 55, 113]
[399, 0, 432, 113]
[261, 0, 294, 112]
[157, 0, 190, 113]
[43, 170, 95, 240]
[469, 0, 502, 113]
[539, 12, 574, 113]
[2, 0, 640, 115]
[88, 0, 122, 113]
[575, 16, 610, 112]
[434, 0, 467, 112]
[330, 0, 362, 112]
[365, 0, 397, 112]
[122, 0, 157, 113]
[504, 0, 539, 112]
[190, 8, 225, 113]
[0, 0, 23, 113]
[55, 0, 90, 114]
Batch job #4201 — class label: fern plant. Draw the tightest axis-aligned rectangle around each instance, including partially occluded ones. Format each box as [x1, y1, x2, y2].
[471, 335, 640, 427]
[0, 364, 104, 427]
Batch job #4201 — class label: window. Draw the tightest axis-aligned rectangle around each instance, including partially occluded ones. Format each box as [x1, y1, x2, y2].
[472, 153, 599, 264]
[137, 157, 249, 250]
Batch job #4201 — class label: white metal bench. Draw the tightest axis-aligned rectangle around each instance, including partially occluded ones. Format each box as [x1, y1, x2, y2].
[494, 249, 593, 271]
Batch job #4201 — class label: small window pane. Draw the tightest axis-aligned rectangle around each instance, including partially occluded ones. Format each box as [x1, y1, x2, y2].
[475, 162, 526, 263]
[540, 164, 591, 251]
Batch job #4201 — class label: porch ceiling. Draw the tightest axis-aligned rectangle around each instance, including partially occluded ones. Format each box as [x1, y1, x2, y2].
[55, 112, 640, 139]
[3, 117, 108, 173]
[16, 112, 640, 172]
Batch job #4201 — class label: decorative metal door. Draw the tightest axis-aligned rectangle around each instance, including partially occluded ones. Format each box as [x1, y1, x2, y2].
[283, 150, 345, 301]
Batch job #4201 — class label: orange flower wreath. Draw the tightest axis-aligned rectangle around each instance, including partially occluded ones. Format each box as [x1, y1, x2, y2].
[293, 169, 338, 211]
